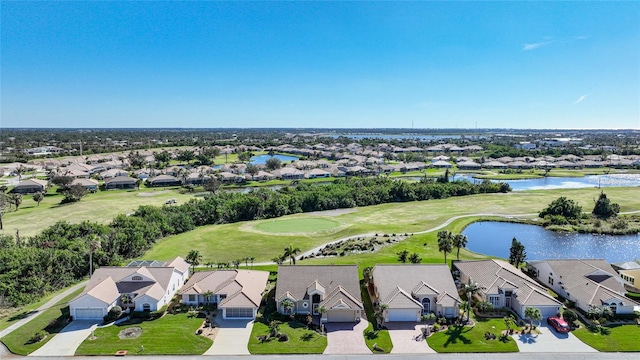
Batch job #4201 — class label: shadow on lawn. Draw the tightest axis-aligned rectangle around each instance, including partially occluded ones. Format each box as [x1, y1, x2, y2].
[9, 310, 39, 322]
[442, 325, 472, 348]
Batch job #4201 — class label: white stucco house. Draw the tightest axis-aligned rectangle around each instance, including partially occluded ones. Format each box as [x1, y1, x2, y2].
[179, 269, 269, 320]
[371, 264, 460, 322]
[69, 257, 190, 320]
[275, 265, 364, 323]
[454, 259, 562, 320]
[528, 259, 640, 315]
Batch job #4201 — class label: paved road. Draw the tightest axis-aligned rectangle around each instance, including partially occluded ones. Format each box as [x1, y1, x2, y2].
[0, 281, 87, 339]
[29, 321, 98, 356]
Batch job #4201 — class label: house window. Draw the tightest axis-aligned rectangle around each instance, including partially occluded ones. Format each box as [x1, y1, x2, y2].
[548, 277, 554, 286]
[132, 276, 143, 281]
[302, 302, 309, 309]
[143, 303, 151, 311]
[188, 294, 196, 302]
[220, 294, 227, 300]
[488, 295, 500, 308]
[610, 303, 617, 314]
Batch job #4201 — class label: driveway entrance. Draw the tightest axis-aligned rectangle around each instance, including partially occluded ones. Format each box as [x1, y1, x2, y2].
[204, 317, 252, 355]
[323, 319, 371, 354]
[385, 322, 436, 354]
[29, 320, 98, 356]
[511, 324, 597, 352]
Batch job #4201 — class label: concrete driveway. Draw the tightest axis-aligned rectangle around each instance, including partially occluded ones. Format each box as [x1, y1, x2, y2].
[204, 317, 253, 355]
[385, 322, 436, 354]
[28, 320, 98, 356]
[511, 324, 597, 353]
[323, 320, 371, 354]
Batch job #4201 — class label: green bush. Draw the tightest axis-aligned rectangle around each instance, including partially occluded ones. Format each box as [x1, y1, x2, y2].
[28, 330, 47, 344]
[562, 309, 578, 323]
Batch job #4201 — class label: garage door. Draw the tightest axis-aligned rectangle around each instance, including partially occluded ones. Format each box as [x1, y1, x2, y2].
[225, 308, 254, 318]
[75, 308, 104, 320]
[387, 309, 419, 322]
[538, 306, 560, 319]
[327, 310, 355, 322]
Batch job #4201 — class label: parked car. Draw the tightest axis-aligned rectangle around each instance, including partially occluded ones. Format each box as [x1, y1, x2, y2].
[547, 316, 570, 333]
[165, 198, 177, 205]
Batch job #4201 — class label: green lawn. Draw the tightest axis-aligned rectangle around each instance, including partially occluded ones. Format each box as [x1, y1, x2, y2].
[143, 187, 640, 263]
[254, 217, 340, 233]
[360, 282, 392, 353]
[75, 312, 212, 355]
[248, 320, 327, 354]
[0, 282, 85, 331]
[1, 288, 83, 355]
[572, 323, 640, 352]
[0, 188, 197, 237]
[426, 317, 518, 353]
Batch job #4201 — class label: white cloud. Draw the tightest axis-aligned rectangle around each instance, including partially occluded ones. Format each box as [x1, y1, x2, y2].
[523, 42, 549, 51]
[574, 94, 589, 104]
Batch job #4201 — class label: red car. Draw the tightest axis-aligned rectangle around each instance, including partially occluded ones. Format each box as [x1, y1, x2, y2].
[547, 316, 570, 333]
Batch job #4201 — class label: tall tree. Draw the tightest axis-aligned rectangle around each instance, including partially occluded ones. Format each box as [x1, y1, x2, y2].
[33, 192, 44, 206]
[461, 279, 483, 322]
[539, 196, 582, 220]
[265, 157, 282, 171]
[437, 230, 453, 264]
[88, 234, 102, 276]
[508, 237, 526, 267]
[186, 249, 202, 272]
[452, 234, 468, 260]
[592, 191, 620, 219]
[246, 164, 259, 180]
[524, 307, 542, 330]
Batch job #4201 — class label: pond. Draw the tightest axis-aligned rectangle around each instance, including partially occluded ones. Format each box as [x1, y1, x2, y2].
[454, 173, 640, 191]
[249, 154, 299, 165]
[463, 221, 640, 263]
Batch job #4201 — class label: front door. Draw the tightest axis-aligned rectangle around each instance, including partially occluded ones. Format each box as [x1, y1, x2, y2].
[313, 304, 319, 314]
[505, 297, 511, 308]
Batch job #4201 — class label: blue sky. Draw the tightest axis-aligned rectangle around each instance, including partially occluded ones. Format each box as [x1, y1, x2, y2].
[1, 1, 638, 129]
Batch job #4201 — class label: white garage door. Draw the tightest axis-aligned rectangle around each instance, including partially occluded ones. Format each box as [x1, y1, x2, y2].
[538, 306, 560, 319]
[75, 308, 104, 320]
[225, 308, 254, 318]
[327, 310, 355, 322]
[387, 309, 419, 322]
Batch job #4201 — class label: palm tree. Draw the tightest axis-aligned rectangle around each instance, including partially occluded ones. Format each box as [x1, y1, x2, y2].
[452, 234, 468, 260]
[375, 304, 389, 328]
[268, 320, 282, 337]
[524, 307, 542, 331]
[186, 249, 202, 272]
[283, 244, 301, 265]
[461, 279, 483, 322]
[281, 299, 294, 314]
[88, 234, 102, 276]
[437, 231, 453, 264]
[272, 254, 286, 265]
[203, 290, 214, 307]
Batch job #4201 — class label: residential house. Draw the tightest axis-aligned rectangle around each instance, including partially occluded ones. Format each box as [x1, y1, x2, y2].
[104, 176, 137, 190]
[71, 178, 99, 192]
[454, 260, 562, 320]
[147, 174, 182, 187]
[275, 265, 364, 323]
[179, 269, 269, 319]
[307, 168, 332, 179]
[528, 259, 640, 315]
[11, 179, 48, 194]
[371, 264, 460, 322]
[69, 257, 190, 320]
[273, 167, 305, 180]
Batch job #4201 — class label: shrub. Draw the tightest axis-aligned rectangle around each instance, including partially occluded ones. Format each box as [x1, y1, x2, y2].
[29, 330, 47, 344]
[562, 309, 578, 323]
[277, 332, 289, 342]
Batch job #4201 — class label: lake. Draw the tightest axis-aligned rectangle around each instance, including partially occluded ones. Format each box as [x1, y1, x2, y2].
[463, 221, 640, 263]
[455, 173, 640, 191]
[249, 154, 299, 165]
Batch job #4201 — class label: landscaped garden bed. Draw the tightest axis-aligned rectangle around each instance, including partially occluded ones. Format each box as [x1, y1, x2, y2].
[426, 316, 518, 353]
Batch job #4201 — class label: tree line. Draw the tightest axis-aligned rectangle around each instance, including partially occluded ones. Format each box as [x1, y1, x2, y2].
[0, 177, 509, 307]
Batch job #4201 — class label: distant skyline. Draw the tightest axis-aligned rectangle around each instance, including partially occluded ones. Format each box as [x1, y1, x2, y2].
[1, 1, 639, 129]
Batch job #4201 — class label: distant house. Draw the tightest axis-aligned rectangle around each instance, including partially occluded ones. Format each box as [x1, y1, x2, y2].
[99, 168, 129, 179]
[11, 179, 48, 194]
[179, 269, 269, 320]
[273, 167, 305, 180]
[147, 175, 181, 187]
[528, 259, 640, 315]
[371, 264, 460, 322]
[71, 178, 99, 192]
[69, 257, 190, 320]
[457, 161, 481, 170]
[104, 176, 137, 190]
[275, 265, 364, 323]
[454, 260, 562, 320]
[307, 168, 332, 179]
[431, 160, 452, 169]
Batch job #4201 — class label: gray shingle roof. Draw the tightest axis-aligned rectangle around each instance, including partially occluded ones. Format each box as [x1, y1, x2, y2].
[276, 265, 363, 310]
[372, 264, 460, 308]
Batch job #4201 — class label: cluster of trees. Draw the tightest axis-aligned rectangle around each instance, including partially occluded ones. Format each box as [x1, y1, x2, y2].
[0, 177, 508, 307]
[540, 192, 621, 227]
[436, 230, 468, 263]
